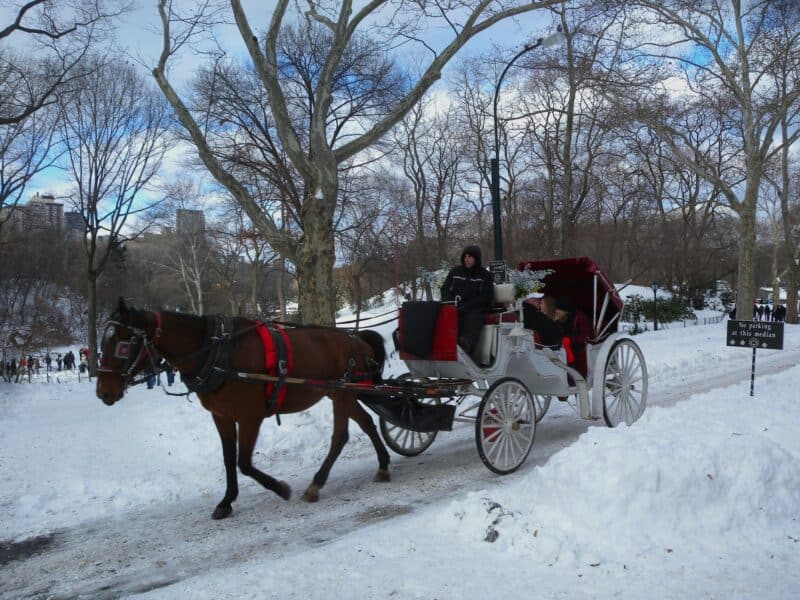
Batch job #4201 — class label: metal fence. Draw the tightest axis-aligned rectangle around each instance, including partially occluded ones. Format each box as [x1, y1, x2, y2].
[659, 314, 726, 329]
[622, 313, 725, 333]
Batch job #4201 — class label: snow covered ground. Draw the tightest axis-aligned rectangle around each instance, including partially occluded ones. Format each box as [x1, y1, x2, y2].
[1, 311, 799, 599]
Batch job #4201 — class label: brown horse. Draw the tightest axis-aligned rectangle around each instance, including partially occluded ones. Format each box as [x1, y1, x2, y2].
[96, 298, 390, 520]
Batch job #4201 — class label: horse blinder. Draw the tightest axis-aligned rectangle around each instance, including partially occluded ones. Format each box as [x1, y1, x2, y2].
[114, 340, 133, 360]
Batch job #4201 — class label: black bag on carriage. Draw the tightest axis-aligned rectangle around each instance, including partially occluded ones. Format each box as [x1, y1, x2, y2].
[396, 301, 441, 357]
[359, 393, 456, 433]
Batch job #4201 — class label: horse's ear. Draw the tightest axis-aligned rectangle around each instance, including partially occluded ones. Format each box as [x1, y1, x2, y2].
[117, 296, 129, 318]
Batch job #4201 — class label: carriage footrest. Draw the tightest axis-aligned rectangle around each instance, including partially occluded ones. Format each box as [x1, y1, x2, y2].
[360, 395, 456, 433]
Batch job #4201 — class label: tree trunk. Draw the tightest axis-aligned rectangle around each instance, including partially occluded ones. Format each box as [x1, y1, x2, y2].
[296, 187, 337, 325]
[771, 242, 780, 308]
[559, 15, 576, 257]
[734, 205, 757, 318]
[87, 272, 98, 377]
[786, 268, 798, 324]
[250, 263, 259, 315]
[276, 257, 287, 320]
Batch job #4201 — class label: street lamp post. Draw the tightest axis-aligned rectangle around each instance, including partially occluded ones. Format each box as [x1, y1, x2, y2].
[651, 282, 659, 331]
[491, 28, 566, 261]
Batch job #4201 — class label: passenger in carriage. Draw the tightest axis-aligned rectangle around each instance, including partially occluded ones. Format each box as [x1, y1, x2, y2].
[441, 245, 494, 354]
[522, 295, 563, 348]
[553, 296, 593, 377]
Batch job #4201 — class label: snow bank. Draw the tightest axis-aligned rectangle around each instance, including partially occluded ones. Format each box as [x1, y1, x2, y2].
[438, 367, 800, 568]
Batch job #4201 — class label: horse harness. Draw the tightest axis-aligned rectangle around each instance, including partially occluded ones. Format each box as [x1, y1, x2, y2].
[98, 312, 163, 387]
[182, 315, 235, 395]
[101, 312, 378, 420]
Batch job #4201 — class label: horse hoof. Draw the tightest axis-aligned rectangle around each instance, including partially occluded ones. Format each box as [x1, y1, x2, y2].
[373, 469, 390, 483]
[302, 485, 320, 503]
[278, 481, 292, 501]
[212, 505, 232, 520]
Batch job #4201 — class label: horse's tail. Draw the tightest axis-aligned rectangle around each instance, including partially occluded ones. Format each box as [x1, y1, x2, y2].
[356, 329, 386, 382]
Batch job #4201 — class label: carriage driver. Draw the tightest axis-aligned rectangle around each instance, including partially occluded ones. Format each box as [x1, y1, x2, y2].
[441, 245, 494, 354]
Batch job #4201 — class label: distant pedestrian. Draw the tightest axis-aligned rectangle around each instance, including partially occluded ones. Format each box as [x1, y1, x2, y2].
[45, 352, 52, 372]
[56, 354, 63, 370]
[145, 365, 156, 390]
[757, 305, 764, 321]
[729, 305, 736, 320]
[764, 305, 771, 321]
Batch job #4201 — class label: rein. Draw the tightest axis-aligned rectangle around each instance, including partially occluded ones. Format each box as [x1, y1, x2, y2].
[100, 312, 383, 400]
[100, 314, 267, 397]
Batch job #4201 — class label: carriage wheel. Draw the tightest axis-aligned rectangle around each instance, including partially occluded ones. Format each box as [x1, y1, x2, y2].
[602, 339, 648, 427]
[475, 377, 536, 475]
[533, 394, 551, 423]
[379, 374, 440, 457]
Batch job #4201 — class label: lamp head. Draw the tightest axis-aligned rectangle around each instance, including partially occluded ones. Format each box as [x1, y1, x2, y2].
[540, 29, 567, 48]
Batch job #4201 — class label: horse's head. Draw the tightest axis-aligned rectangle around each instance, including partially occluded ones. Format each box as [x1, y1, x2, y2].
[96, 297, 161, 405]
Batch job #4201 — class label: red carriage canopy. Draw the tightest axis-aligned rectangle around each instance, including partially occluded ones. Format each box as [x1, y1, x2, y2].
[518, 256, 623, 339]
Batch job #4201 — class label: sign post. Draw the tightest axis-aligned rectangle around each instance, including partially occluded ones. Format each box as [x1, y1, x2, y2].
[489, 260, 507, 285]
[726, 320, 784, 396]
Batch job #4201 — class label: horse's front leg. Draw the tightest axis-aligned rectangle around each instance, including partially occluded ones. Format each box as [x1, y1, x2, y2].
[212, 414, 239, 520]
[236, 418, 292, 501]
[304, 396, 350, 502]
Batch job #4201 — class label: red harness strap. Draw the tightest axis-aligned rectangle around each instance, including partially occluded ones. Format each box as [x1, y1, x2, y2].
[151, 311, 163, 346]
[253, 321, 294, 416]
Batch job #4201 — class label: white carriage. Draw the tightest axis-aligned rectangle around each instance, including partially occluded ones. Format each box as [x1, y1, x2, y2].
[381, 257, 648, 474]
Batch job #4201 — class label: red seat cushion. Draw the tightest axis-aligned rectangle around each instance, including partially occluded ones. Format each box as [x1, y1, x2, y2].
[483, 311, 519, 325]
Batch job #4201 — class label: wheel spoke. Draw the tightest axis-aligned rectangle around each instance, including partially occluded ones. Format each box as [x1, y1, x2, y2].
[476, 380, 536, 473]
[602, 340, 647, 427]
[484, 427, 503, 444]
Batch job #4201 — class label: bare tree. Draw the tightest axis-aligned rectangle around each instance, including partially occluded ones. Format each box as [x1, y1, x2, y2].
[0, 101, 59, 233]
[58, 57, 170, 373]
[448, 60, 493, 243]
[337, 188, 393, 322]
[210, 200, 283, 317]
[761, 0, 800, 323]
[152, 0, 566, 324]
[394, 101, 467, 264]
[610, 0, 800, 315]
[0, 0, 128, 125]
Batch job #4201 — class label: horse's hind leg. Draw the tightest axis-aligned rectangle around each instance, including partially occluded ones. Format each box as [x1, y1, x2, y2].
[212, 414, 239, 520]
[351, 400, 390, 482]
[236, 418, 292, 502]
[303, 397, 350, 503]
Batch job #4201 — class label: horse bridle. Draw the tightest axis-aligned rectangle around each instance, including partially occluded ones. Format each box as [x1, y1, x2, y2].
[98, 311, 163, 388]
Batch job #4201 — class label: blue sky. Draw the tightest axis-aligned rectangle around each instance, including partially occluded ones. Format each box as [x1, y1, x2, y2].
[8, 1, 556, 204]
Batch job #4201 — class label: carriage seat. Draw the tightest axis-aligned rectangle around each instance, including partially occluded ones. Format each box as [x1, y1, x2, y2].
[474, 284, 521, 365]
[483, 283, 519, 325]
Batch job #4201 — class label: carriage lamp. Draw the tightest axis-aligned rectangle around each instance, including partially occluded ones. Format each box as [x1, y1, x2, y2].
[650, 282, 659, 331]
[490, 27, 566, 261]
